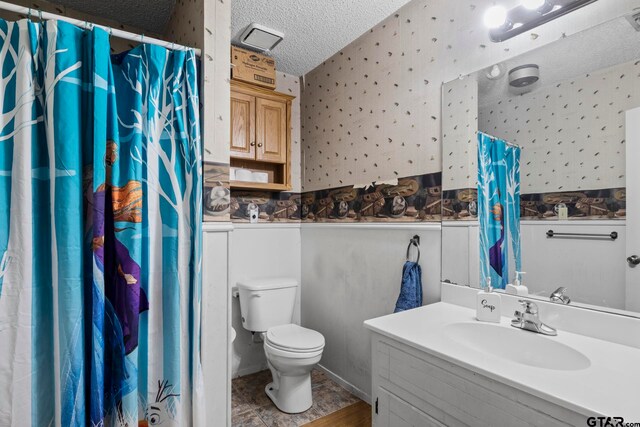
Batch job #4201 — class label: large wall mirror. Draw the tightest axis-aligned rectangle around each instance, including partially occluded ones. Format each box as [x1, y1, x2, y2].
[441, 13, 640, 316]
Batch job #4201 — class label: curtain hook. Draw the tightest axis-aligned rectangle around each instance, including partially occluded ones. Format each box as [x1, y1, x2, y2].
[27, 7, 31, 21]
[141, 33, 144, 43]
[37, 9, 42, 21]
[108, 27, 113, 37]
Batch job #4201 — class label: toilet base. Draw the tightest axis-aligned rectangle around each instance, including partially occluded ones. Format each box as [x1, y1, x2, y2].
[264, 374, 313, 414]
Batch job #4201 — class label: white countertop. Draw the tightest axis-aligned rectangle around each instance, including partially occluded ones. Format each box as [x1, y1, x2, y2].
[364, 302, 640, 420]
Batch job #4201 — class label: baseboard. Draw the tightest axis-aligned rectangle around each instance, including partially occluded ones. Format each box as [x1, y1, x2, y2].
[233, 362, 269, 379]
[316, 364, 371, 404]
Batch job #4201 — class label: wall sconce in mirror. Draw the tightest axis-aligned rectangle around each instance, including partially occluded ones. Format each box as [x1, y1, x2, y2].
[484, 0, 599, 42]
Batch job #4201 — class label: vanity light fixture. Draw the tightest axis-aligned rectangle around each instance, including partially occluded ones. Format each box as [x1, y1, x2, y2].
[485, 0, 599, 42]
[521, 0, 550, 11]
[484, 5, 509, 29]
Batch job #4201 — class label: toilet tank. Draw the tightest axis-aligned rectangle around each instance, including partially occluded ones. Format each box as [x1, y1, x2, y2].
[237, 277, 298, 332]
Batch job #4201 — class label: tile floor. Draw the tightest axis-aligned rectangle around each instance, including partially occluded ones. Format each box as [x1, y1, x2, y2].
[232, 369, 362, 427]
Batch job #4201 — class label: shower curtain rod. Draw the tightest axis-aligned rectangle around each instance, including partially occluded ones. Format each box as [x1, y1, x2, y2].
[0, 1, 201, 56]
[483, 132, 524, 150]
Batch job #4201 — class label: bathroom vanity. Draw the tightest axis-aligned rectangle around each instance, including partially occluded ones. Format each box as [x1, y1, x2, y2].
[364, 285, 640, 427]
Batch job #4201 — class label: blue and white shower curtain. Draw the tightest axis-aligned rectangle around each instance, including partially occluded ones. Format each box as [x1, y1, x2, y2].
[477, 132, 521, 289]
[0, 18, 203, 426]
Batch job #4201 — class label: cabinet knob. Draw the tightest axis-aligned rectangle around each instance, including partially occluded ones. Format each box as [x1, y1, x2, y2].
[257, 143, 263, 147]
[250, 141, 256, 146]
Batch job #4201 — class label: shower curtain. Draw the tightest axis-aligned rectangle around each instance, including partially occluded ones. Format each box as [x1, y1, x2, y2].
[477, 132, 521, 289]
[0, 18, 203, 427]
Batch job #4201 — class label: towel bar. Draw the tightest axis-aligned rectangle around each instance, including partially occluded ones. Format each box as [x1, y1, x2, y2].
[546, 230, 618, 240]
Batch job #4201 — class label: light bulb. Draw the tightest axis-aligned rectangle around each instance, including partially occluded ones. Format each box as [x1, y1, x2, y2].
[484, 6, 508, 29]
[521, 0, 546, 10]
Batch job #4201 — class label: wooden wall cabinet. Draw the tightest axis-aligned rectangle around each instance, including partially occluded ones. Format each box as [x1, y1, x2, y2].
[230, 81, 294, 191]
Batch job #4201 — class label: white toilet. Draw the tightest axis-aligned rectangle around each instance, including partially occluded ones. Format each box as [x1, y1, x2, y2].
[237, 278, 325, 414]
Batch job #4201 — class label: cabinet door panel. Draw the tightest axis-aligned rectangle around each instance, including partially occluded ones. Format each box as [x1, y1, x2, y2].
[376, 387, 446, 427]
[256, 98, 287, 163]
[230, 92, 256, 160]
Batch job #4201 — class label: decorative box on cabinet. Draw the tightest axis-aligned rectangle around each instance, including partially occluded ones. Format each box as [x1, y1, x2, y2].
[230, 80, 294, 191]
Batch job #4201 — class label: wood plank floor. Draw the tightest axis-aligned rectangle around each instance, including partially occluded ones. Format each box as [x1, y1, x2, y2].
[302, 401, 372, 427]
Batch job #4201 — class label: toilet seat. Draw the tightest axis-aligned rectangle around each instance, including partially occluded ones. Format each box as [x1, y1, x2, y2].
[266, 324, 325, 353]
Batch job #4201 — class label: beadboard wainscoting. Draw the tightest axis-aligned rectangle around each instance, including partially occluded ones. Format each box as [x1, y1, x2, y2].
[300, 223, 442, 401]
[230, 224, 303, 378]
[202, 223, 233, 426]
[442, 220, 627, 310]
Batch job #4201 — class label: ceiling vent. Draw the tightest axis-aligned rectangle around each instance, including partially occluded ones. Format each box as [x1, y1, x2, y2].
[239, 23, 284, 52]
[509, 64, 540, 88]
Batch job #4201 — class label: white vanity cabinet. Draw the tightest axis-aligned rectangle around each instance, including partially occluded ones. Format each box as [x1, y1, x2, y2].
[370, 332, 583, 427]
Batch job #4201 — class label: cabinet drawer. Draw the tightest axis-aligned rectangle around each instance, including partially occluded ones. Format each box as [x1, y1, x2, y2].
[376, 387, 446, 427]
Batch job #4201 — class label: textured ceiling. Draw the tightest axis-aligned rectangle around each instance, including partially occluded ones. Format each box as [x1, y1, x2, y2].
[50, 0, 176, 34]
[477, 15, 640, 106]
[231, 0, 414, 76]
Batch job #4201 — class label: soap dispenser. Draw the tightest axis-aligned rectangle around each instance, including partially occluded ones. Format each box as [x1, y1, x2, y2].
[476, 277, 501, 323]
[506, 271, 529, 296]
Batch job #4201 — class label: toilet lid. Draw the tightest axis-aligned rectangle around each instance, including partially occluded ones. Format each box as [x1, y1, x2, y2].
[266, 324, 325, 352]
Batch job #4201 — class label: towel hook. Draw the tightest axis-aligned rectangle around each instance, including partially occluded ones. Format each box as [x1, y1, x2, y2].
[406, 235, 420, 263]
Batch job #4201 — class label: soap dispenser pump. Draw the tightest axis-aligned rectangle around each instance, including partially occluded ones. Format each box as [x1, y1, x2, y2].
[506, 271, 529, 296]
[476, 277, 501, 323]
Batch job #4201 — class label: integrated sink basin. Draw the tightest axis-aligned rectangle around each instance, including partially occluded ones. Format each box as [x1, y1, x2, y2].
[365, 301, 640, 421]
[444, 322, 591, 371]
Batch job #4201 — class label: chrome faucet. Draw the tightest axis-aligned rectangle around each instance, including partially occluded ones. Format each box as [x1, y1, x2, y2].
[511, 300, 557, 336]
[550, 287, 570, 304]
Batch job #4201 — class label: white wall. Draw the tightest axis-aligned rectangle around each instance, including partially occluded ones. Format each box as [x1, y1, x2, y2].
[300, 224, 441, 400]
[230, 225, 302, 377]
[442, 221, 626, 310]
[202, 226, 231, 426]
[521, 221, 626, 308]
[442, 223, 480, 288]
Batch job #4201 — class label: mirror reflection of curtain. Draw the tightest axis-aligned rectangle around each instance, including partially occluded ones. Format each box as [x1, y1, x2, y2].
[478, 132, 521, 289]
[0, 19, 203, 426]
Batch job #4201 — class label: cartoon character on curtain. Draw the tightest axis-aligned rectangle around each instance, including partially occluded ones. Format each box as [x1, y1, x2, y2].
[0, 18, 203, 427]
[478, 132, 521, 289]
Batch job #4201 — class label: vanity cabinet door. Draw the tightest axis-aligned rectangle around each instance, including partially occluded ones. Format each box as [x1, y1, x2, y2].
[255, 97, 287, 163]
[230, 91, 256, 160]
[376, 387, 446, 427]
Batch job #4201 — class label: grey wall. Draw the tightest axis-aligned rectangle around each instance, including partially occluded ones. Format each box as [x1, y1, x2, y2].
[301, 225, 441, 399]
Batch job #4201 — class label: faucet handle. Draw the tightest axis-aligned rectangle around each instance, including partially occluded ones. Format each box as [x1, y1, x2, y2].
[550, 287, 571, 304]
[518, 299, 538, 315]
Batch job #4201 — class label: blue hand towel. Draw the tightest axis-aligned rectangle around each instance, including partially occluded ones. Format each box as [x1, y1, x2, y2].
[393, 261, 423, 313]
